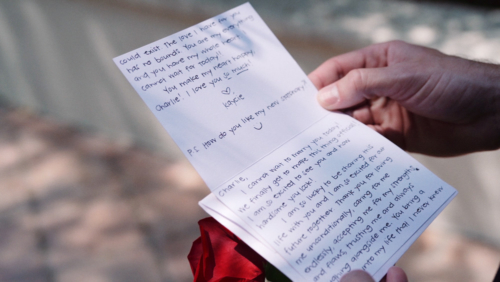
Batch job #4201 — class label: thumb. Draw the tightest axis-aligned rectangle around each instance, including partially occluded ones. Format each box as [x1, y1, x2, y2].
[317, 67, 397, 111]
[340, 270, 376, 282]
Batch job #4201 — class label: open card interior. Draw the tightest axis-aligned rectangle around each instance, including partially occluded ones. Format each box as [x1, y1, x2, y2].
[113, 3, 457, 281]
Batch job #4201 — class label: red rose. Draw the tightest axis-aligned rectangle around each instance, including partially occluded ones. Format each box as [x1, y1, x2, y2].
[188, 217, 266, 282]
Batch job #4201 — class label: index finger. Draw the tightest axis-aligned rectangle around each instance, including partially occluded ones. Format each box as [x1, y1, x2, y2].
[308, 41, 392, 90]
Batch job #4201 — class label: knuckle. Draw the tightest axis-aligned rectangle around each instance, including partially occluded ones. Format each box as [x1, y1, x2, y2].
[388, 40, 407, 48]
[347, 69, 366, 93]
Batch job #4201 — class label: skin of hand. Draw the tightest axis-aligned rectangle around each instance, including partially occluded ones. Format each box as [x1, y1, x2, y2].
[308, 40, 500, 156]
[339, 267, 408, 282]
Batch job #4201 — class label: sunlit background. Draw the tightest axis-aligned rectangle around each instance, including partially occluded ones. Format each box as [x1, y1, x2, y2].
[0, 0, 499, 281]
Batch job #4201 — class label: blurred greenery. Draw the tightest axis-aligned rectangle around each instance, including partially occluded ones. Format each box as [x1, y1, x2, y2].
[408, 0, 500, 8]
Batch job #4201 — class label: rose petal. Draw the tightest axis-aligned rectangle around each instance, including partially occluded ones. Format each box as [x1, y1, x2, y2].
[188, 217, 265, 282]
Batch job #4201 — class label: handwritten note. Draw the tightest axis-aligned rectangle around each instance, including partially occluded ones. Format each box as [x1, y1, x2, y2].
[114, 3, 457, 281]
[114, 3, 325, 188]
[202, 113, 456, 281]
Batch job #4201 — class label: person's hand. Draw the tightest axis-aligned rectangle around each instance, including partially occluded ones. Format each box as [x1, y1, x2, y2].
[308, 40, 500, 156]
[340, 267, 408, 282]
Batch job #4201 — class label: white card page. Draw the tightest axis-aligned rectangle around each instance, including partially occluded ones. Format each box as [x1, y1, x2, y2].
[114, 3, 457, 282]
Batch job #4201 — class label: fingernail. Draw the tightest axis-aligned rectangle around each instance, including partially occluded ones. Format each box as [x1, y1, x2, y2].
[318, 84, 339, 109]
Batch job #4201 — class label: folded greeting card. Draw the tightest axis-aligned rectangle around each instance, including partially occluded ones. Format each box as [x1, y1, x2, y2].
[113, 3, 457, 281]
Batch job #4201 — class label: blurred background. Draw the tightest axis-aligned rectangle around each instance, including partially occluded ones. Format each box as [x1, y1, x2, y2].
[0, 0, 499, 281]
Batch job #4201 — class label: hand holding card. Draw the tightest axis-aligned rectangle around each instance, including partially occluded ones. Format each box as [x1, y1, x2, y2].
[114, 3, 457, 281]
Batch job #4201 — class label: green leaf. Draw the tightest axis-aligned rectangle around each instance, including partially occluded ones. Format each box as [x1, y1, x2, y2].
[264, 262, 292, 282]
